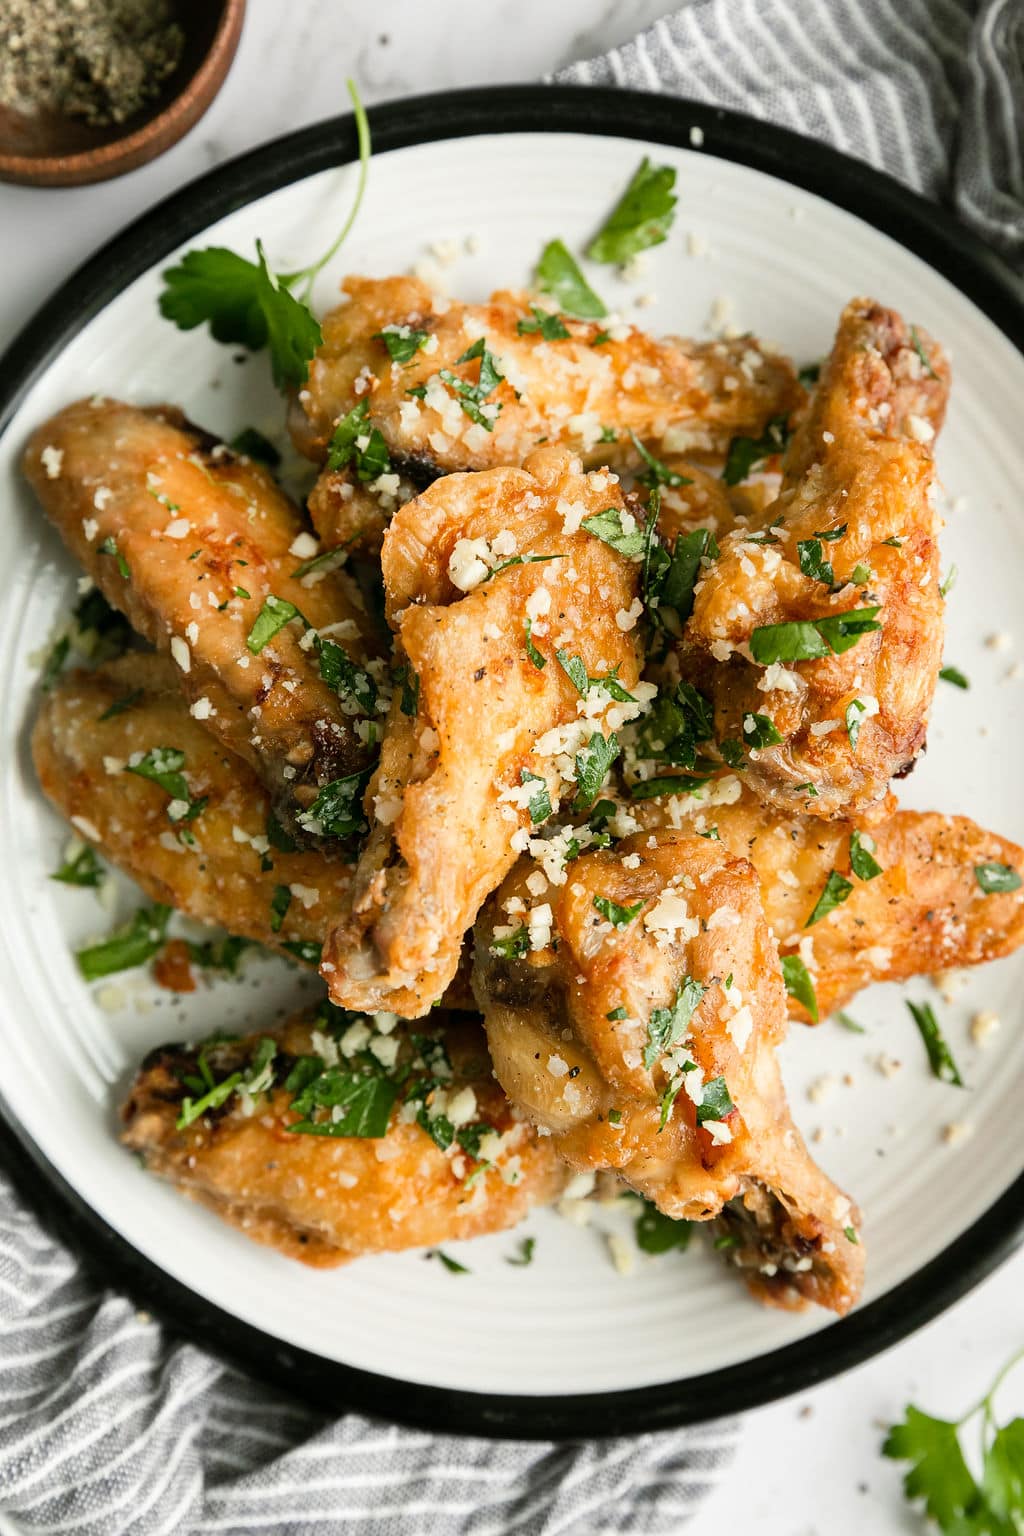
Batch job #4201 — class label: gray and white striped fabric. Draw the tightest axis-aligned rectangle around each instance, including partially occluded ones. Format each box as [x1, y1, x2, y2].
[556, 0, 1024, 267]
[3, 3, 1023, 1533]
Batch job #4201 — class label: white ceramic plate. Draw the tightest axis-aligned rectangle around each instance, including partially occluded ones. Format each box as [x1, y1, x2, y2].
[1, 89, 1023, 1436]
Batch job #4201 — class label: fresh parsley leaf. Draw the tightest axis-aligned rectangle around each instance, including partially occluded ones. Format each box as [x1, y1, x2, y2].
[883, 1407, 980, 1530]
[556, 648, 589, 697]
[581, 506, 645, 559]
[506, 1237, 536, 1266]
[742, 713, 783, 748]
[177, 1070, 243, 1129]
[975, 862, 1022, 894]
[76, 903, 171, 981]
[846, 697, 867, 751]
[983, 1418, 1024, 1522]
[289, 1066, 397, 1139]
[722, 416, 790, 486]
[629, 430, 688, 488]
[326, 399, 391, 481]
[781, 954, 819, 1022]
[750, 607, 882, 664]
[635, 1197, 692, 1254]
[805, 869, 853, 927]
[520, 770, 553, 825]
[587, 158, 678, 264]
[939, 665, 969, 689]
[298, 770, 372, 840]
[230, 427, 281, 465]
[160, 240, 323, 390]
[516, 305, 571, 340]
[909, 325, 939, 380]
[643, 978, 706, 1070]
[374, 326, 429, 363]
[269, 884, 291, 934]
[907, 999, 964, 1086]
[490, 924, 530, 960]
[430, 1249, 470, 1274]
[571, 732, 620, 811]
[593, 894, 645, 928]
[317, 638, 376, 714]
[849, 830, 882, 881]
[535, 239, 607, 318]
[636, 680, 714, 771]
[246, 594, 304, 654]
[644, 525, 718, 635]
[524, 617, 546, 669]
[438, 338, 505, 430]
[797, 537, 835, 588]
[696, 1076, 735, 1125]
[607, 1006, 629, 1021]
[52, 845, 104, 888]
[126, 747, 206, 823]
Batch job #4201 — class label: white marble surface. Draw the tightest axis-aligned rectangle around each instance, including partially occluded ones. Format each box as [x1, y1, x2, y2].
[1, 4, 1022, 1533]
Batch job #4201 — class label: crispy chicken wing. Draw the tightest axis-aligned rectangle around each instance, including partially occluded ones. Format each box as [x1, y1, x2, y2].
[474, 829, 864, 1313]
[122, 1007, 564, 1265]
[681, 298, 951, 819]
[24, 399, 382, 834]
[290, 275, 801, 552]
[632, 784, 1024, 1021]
[33, 655, 352, 960]
[322, 447, 648, 1016]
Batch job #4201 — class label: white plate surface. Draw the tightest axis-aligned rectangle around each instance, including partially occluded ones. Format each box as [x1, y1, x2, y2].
[2, 128, 1023, 1400]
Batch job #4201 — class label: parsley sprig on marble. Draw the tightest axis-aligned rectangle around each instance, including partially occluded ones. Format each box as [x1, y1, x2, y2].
[158, 80, 369, 388]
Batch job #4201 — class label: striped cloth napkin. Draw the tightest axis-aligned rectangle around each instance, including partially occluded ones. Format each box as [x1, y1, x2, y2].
[1, 2, 1021, 1533]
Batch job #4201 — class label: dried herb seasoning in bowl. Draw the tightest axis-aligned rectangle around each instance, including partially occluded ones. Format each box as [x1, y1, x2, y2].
[0, 0, 245, 187]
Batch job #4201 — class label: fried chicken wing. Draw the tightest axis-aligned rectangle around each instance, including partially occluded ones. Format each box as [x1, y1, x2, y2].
[474, 829, 864, 1313]
[122, 1007, 564, 1265]
[681, 299, 951, 819]
[322, 447, 648, 1016]
[290, 275, 801, 552]
[33, 655, 352, 960]
[24, 399, 382, 834]
[632, 784, 1024, 1020]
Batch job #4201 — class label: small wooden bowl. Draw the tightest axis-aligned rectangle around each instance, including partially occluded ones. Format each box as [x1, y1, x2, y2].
[0, 0, 246, 188]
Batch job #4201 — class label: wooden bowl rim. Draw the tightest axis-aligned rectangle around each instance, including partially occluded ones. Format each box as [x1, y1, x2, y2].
[0, 0, 246, 185]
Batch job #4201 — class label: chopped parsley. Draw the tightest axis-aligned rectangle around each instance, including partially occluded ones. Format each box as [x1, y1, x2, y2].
[52, 845, 104, 888]
[593, 894, 645, 928]
[126, 747, 207, 823]
[742, 713, 782, 749]
[177, 1036, 278, 1130]
[696, 1076, 735, 1126]
[430, 1250, 470, 1274]
[288, 1062, 397, 1139]
[265, 810, 297, 852]
[580, 506, 645, 559]
[373, 326, 429, 363]
[906, 1000, 964, 1086]
[845, 697, 868, 751]
[781, 954, 819, 1021]
[940, 565, 958, 598]
[750, 607, 882, 664]
[849, 829, 882, 881]
[586, 158, 677, 264]
[722, 416, 790, 485]
[186, 934, 253, 974]
[835, 1011, 866, 1034]
[524, 617, 546, 669]
[635, 1197, 692, 1254]
[76, 903, 171, 981]
[571, 731, 620, 811]
[516, 306, 570, 340]
[908, 325, 939, 380]
[98, 535, 130, 581]
[325, 399, 391, 481]
[298, 770, 372, 840]
[939, 665, 969, 689]
[317, 638, 376, 714]
[974, 861, 1022, 894]
[644, 523, 718, 636]
[489, 924, 530, 960]
[269, 884, 291, 933]
[797, 537, 835, 588]
[246, 594, 304, 654]
[520, 770, 553, 824]
[506, 1237, 536, 1267]
[291, 544, 349, 581]
[535, 239, 607, 319]
[636, 679, 714, 771]
[629, 774, 712, 800]
[229, 427, 281, 465]
[439, 338, 505, 430]
[805, 869, 853, 927]
[643, 978, 706, 1070]
[630, 430, 688, 489]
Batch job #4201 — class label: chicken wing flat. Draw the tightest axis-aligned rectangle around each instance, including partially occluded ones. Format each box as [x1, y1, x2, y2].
[289, 275, 801, 552]
[681, 298, 951, 819]
[632, 784, 1024, 1021]
[24, 399, 383, 835]
[122, 1006, 564, 1266]
[474, 829, 864, 1314]
[322, 447, 649, 1017]
[33, 655, 352, 961]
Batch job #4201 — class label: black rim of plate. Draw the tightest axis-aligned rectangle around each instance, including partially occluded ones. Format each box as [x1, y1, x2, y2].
[1, 85, 1023, 1440]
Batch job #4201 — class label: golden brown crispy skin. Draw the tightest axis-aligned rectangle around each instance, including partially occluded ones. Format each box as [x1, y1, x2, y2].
[32, 655, 352, 959]
[290, 275, 800, 543]
[474, 829, 864, 1314]
[23, 399, 381, 832]
[122, 1009, 564, 1266]
[322, 447, 646, 1017]
[632, 785, 1024, 1021]
[681, 298, 950, 819]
